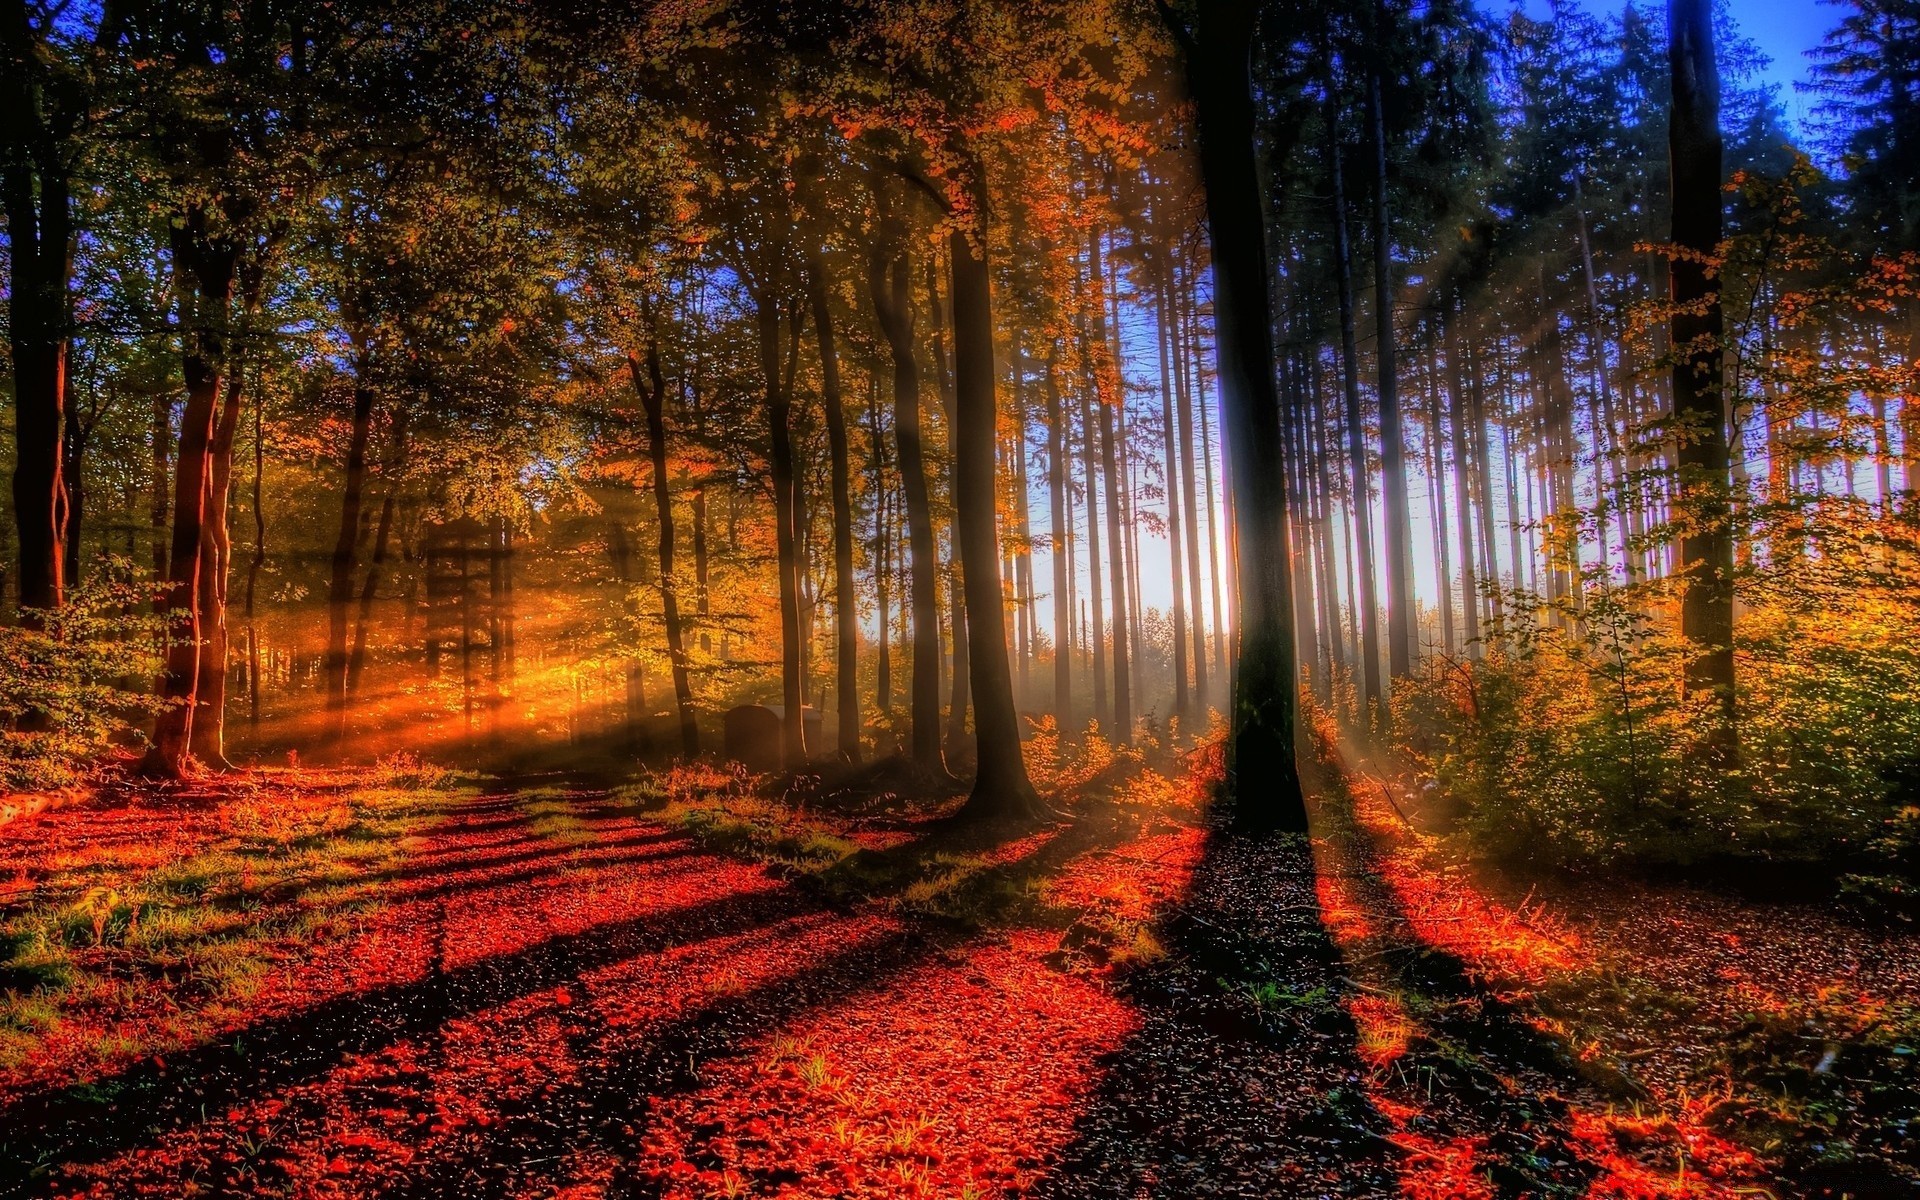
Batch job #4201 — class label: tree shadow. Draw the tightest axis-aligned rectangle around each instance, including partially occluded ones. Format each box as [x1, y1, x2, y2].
[0, 872, 838, 1193]
[1032, 824, 1404, 1199]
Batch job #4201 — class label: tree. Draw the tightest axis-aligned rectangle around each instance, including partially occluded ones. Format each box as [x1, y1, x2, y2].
[1163, 0, 1307, 833]
[1668, 0, 1736, 737]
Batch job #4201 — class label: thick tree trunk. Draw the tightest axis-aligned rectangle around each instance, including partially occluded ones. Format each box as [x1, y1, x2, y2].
[188, 366, 248, 767]
[2, 56, 73, 617]
[145, 222, 238, 777]
[869, 243, 945, 773]
[948, 208, 1043, 823]
[1174, 1, 1306, 831]
[1669, 0, 1736, 735]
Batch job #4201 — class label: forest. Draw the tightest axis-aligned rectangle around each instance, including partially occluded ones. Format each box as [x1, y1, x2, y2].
[3, 0, 1919, 1195]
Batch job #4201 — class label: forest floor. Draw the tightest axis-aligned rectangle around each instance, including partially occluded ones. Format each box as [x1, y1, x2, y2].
[0, 744, 1914, 1199]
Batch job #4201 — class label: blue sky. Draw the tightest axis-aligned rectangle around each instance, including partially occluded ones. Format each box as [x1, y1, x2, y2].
[1538, 0, 1837, 127]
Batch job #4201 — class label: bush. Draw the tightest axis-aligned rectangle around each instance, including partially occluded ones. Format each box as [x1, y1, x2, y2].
[0, 572, 166, 789]
[1392, 516, 1920, 891]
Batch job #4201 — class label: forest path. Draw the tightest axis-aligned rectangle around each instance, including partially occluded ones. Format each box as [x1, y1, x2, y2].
[2, 772, 1807, 1198]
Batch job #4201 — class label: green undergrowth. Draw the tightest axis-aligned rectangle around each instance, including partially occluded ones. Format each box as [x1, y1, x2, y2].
[617, 740, 1203, 941]
[1314, 737, 1920, 1187]
[0, 757, 477, 1072]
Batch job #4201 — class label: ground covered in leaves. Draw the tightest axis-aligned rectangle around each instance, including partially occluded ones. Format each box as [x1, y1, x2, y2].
[0, 742, 1913, 1198]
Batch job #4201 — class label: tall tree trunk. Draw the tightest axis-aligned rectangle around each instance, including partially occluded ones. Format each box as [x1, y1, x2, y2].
[869, 241, 945, 773]
[866, 382, 894, 720]
[1368, 52, 1416, 682]
[1330, 117, 1384, 722]
[347, 409, 407, 701]
[1045, 346, 1074, 733]
[634, 337, 699, 759]
[1172, 0, 1306, 831]
[324, 342, 375, 745]
[1444, 311, 1481, 652]
[1156, 261, 1189, 719]
[188, 365, 248, 767]
[809, 254, 860, 762]
[1088, 230, 1132, 743]
[1669, 0, 1736, 734]
[758, 295, 807, 767]
[1079, 383, 1109, 730]
[145, 221, 238, 777]
[948, 198, 1042, 822]
[1173, 261, 1210, 706]
[2, 34, 73, 617]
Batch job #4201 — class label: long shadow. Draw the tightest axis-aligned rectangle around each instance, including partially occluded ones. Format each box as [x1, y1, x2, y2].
[0, 875, 837, 1194]
[1305, 784, 1615, 1197]
[372, 923, 942, 1199]
[1032, 823, 1404, 1199]
[378, 827, 682, 889]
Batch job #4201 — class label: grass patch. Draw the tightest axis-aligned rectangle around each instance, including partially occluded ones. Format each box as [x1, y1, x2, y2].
[0, 760, 474, 1074]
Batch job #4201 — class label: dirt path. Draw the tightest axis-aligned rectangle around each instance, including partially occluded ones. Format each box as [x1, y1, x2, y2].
[0, 772, 1876, 1198]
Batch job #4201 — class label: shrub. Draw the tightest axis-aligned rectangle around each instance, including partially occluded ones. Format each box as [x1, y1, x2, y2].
[0, 572, 165, 789]
[1393, 516, 1920, 889]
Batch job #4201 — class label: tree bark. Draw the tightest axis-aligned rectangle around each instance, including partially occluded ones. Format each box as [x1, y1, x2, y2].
[1669, 0, 1736, 734]
[757, 295, 808, 768]
[1045, 346, 1074, 733]
[1089, 229, 1132, 743]
[948, 200, 1042, 823]
[1368, 50, 1416, 682]
[324, 340, 376, 745]
[1330, 113, 1384, 722]
[634, 335, 699, 759]
[145, 218, 238, 777]
[808, 253, 860, 762]
[1171, 0, 1306, 831]
[2, 7, 73, 617]
[869, 240, 945, 773]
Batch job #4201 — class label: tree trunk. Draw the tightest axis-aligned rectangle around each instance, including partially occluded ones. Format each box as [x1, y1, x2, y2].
[1088, 230, 1132, 743]
[1173, 0, 1306, 831]
[634, 337, 699, 759]
[145, 221, 238, 777]
[1368, 54, 1416, 682]
[758, 295, 807, 768]
[188, 365, 248, 767]
[1173, 261, 1210, 706]
[1669, 0, 1736, 734]
[348, 408, 408, 702]
[2, 53, 73, 617]
[1045, 346, 1074, 733]
[324, 343, 375, 745]
[869, 241, 945, 773]
[1079, 381, 1109, 731]
[1330, 115, 1384, 722]
[1156, 257, 1189, 719]
[809, 254, 860, 762]
[949, 204, 1042, 822]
